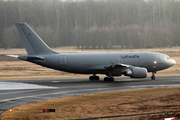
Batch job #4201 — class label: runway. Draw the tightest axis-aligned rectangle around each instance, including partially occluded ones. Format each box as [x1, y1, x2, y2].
[1, 76, 180, 118]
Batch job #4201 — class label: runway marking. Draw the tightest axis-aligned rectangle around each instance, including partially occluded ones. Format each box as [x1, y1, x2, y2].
[172, 80, 180, 81]
[130, 84, 180, 88]
[0, 82, 57, 90]
[51, 81, 60, 83]
[0, 89, 43, 96]
[0, 84, 107, 96]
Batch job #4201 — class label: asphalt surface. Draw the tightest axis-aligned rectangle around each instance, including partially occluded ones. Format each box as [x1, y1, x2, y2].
[1, 76, 180, 118]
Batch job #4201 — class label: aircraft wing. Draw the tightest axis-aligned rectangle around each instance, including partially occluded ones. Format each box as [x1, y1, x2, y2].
[88, 63, 130, 71]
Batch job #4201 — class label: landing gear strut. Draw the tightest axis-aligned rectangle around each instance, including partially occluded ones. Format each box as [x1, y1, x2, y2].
[89, 74, 100, 81]
[151, 72, 156, 80]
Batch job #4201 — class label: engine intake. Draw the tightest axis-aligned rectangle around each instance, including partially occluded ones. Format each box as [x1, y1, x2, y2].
[124, 67, 147, 78]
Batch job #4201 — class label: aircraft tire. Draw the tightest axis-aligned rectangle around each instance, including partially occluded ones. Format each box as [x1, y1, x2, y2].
[95, 76, 100, 80]
[104, 77, 109, 82]
[89, 76, 94, 81]
[110, 77, 114, 81]
[104, 77, 114, 82]
[89, 76, 100, 81]
[151, 76, 156, 80]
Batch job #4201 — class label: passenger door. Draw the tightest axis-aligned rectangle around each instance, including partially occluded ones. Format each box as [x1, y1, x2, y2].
[156, 55, 163, 64]
[119, 57, 123, 63]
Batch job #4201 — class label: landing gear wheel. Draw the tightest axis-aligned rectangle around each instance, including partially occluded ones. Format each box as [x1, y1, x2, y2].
[151, 76, 156, 80]
[104, 77, 114, 82]
[151, 72, 156, 80]
[110, 77, 114, 81]
[95, 76, 100, 80]
[89, 76, 100, 81]
[89, 76, 94, 81]
[104, 77, 109, 82]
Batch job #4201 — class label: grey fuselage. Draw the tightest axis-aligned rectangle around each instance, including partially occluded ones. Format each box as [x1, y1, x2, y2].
[19, 51, 175, 76]
[14, 22, 176, 79]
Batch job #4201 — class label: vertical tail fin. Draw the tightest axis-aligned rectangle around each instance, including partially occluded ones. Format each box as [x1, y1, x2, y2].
[15, 22, 57, 55]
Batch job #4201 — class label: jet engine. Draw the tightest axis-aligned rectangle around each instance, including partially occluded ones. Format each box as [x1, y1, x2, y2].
[124, 67, 147, 78]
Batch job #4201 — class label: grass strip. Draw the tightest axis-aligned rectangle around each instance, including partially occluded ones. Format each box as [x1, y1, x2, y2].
[1, 86, 180, 120]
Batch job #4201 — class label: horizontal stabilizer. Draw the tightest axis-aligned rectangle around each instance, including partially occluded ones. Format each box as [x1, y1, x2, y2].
[18, 55, 45, 63]
[6, 55, 19, 58]
[26, 56, 45, 63]
[27, 56, 44, 61]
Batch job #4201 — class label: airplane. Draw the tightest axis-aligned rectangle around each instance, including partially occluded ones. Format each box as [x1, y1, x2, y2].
[7, 22, 176, 82]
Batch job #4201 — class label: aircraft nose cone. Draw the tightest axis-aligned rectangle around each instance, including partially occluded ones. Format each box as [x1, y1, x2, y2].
[169, 59, 176, 67]
[172, 59, 176, 65]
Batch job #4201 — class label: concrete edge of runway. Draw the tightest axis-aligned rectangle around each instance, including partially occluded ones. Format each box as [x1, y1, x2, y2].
[1, 75, 180, 120]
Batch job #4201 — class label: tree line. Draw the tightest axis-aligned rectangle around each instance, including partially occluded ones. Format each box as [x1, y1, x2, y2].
[0, 0, 180, 49]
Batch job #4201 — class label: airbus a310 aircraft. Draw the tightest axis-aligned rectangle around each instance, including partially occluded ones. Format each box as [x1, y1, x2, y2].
[7, 22, 176, 82]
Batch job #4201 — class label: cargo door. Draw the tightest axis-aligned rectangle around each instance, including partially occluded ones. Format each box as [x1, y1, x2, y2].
[60, 56, 66, 66]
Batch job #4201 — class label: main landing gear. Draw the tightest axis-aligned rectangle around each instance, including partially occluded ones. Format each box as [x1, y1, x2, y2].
[89, 74, 100, 81]
[151, 72, 156, 80]
[104, 73, 114, 82]
[89, 74, 115, 82]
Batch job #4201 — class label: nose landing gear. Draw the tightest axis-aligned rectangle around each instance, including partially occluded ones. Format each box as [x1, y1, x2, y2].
[151, 72, 156, 80]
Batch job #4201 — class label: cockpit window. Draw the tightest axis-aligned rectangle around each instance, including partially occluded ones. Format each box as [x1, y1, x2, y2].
[167, 57, 171, 59]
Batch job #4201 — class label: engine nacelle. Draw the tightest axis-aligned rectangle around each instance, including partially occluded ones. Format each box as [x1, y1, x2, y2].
[124, 67, 147, 78]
